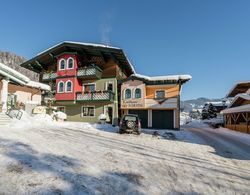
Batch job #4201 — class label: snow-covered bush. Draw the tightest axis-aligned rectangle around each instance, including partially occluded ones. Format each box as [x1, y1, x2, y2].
[53, 111, 67, 122]
[98, 113, 106, 124]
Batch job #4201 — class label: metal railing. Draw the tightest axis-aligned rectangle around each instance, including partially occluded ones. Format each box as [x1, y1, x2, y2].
[76, 91, 114, 102]
[6, 109, 23, 120]
[77, 65, 102, 79]
[42, 72, 57, 81]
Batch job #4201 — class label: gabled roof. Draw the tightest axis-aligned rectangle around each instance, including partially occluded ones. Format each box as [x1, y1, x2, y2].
[20, 41, 135, 75]
[226, 81, 250, 98]
[228, 94, 250, 108]
[0, 62, 50, 91]
[221, 104, 250, 114]
[122, 73, 192, 85]
[221, 94, 250, 114]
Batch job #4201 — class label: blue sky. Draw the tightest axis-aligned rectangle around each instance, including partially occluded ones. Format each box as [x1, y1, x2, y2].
[1, 0, 250, 100]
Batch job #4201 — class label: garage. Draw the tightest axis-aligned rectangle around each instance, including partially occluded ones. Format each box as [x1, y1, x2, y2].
[152, 110, 174, 129]
[129, 110, 148, 128]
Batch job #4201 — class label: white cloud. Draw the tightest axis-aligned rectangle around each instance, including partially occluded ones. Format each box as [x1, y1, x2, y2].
[100, 12, 112, 45]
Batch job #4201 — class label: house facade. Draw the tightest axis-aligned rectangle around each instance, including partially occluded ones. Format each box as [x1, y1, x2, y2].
[20, 41, 135, 125]
[0, 62, 50, 113]
[120, 74, 191, 129]
[221, 81, 250, 134]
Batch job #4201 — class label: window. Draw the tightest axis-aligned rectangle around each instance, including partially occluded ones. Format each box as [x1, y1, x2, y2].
[65, 81, 73, 92]
[58, 81, 64, 93]
[107, 83, 113, 91]
[82, 106, 95, 117]
[57, 106, 65, 113]
[59, 59, 66, 70]
[83, 83, 95, 92]
[67, 58, 74, 69]
[135, 88, 141, 99]
[125, 89, 131, 99]
[155, 90, 165, 99]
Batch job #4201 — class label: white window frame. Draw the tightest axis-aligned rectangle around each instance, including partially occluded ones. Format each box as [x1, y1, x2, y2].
[155, 90, 166, 99]
[67, 57, 74, 69]
[124, 88, 132, 100]
[57, 81, 64, 93]
[57, 106, 66, 113]
[81, 106, 95, 117]
[105, 81, 114, 92]
[58, 59, 66, 70]
[134, 88, 142, 99]
[65, 80, 73, 93]
[82, 83, 96, 92]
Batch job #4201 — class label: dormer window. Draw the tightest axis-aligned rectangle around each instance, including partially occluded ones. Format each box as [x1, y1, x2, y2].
[59, 59, 66, 70]
[58, 81, 64, 93]
[125, 89, 131, 99]
[65, 80, 73, 92]
[67, 58, 74, 69]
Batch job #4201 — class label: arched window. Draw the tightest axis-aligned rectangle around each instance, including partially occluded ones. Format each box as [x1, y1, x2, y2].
[125, 89, 131, 99]
[67, 58, 74, 69]
[59, 59, 66, 70]
[135, 88, 141, 99]
[58, 81, 64, 93]
[65, 80, 73, 92]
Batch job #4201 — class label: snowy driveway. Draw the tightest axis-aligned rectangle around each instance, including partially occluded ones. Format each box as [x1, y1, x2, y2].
[184, 122, 250, 160]
[0, 121, 250, 194]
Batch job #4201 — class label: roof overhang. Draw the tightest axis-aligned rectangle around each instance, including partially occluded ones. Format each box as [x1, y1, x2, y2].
[121, 73, 192, 85]
[226, 81, 250, 98]
[20, 41, 135, 76]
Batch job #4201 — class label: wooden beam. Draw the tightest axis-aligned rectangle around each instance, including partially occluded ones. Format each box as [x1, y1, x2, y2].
[99, 51, 107, 63]
[35, 60, 44, 70]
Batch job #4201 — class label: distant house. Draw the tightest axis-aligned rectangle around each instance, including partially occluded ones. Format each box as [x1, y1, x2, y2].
[221, 81, 250, 134]
[120, 74, 191, 129]
[0, 62, 50, 113]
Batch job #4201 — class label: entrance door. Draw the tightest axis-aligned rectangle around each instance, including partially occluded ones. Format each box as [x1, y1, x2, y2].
[105, 106, 113, 124]
[7, 94, 17, 110]
[129, 110, 148, 128]
[152, 110, 174, 129]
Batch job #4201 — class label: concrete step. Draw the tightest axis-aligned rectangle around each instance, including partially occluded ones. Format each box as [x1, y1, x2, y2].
[0, 113, 12, 126]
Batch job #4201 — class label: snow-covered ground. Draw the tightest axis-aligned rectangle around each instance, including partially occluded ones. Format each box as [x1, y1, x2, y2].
[0, 117, 249, 194]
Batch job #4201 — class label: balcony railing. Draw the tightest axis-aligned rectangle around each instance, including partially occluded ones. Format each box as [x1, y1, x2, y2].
[77, 65, 102, 79]
[76, 91, 114, 102]
[42, 72, 57, 81]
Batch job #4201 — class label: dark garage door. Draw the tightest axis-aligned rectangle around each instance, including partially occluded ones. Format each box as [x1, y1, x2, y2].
[152, 110, 174, 129]
[129, 110, 148, 128]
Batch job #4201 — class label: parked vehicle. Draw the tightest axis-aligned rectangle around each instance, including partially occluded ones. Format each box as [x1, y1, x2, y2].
[119, 114, 141, 134]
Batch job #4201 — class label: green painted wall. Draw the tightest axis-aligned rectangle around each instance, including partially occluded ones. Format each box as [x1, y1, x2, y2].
[56, 78, 119, 125]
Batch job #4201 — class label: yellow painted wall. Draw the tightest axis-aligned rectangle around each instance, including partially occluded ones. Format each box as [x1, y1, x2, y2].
[146, 85, 180, 99]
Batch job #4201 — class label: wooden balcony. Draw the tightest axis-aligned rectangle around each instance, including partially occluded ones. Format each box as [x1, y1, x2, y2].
[76, 91, 114, 102]
[77, 65, 102, 79]
[42, 72, 57, 81]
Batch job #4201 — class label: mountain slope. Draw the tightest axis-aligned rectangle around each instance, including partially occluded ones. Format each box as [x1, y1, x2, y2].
[181, 97, 223, 112]
[0, 51, 39, 81]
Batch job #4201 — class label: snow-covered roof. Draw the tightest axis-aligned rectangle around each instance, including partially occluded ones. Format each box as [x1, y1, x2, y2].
[131, 73, 192, 82]
[22, 41, 136, 75]
[206, 101, 230, 107]
[227, 94, 250, 108]
[26, 81, 51, 91]
[221, 104, 250, 114]
[36, 41, 121, 56]
[0, 62, 50, 91]
[0, 62, 30, 84]
[226, 80, 250, 98]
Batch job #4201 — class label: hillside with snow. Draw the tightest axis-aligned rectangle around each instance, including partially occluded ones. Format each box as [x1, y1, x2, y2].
[181, 97, 224, 112]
